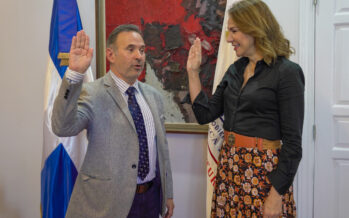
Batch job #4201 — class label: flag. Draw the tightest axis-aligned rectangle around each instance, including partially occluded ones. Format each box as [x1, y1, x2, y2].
[206, 0, 238, 217]
[41, 0, 93, 217]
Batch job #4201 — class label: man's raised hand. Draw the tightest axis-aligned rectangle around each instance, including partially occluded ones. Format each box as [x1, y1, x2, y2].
[69, 30, 94, 74]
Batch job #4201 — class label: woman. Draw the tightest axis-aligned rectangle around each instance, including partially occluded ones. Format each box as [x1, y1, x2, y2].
[186, 0, 304, 217]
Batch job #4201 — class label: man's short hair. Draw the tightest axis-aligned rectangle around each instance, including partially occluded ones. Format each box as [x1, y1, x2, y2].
[106, 24, 142, 48]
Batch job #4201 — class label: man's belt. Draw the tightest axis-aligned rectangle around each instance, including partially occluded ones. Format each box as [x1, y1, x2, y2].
[136, 180, 154, 194]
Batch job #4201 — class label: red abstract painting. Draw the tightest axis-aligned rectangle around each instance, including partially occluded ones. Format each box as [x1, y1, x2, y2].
[106, 0, 226, 123]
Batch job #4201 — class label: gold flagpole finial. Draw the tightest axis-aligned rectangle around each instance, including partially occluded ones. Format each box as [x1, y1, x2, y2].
[57, 52, 70, 66]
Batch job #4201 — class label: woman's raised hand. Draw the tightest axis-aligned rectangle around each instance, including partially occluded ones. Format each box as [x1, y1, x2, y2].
[187, 37, 202, 75]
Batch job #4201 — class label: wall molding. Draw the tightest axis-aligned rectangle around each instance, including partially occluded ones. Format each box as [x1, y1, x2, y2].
[296, 0, 316, 217]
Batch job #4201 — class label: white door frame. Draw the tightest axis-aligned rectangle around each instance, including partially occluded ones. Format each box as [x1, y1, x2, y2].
[296, 0, 316, 217]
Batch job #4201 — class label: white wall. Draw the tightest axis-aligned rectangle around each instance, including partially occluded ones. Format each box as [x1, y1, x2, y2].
[0, 0, 51, 217]
[0, 0, 300, 217]
[265, 0, 300, 62]
[168, 134, 207, 218]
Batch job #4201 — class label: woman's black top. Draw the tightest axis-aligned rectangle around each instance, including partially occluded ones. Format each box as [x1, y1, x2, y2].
[192, 56, 305, 195]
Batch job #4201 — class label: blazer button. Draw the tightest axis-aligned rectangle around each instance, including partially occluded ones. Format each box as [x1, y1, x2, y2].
[132, 164, 137, 169]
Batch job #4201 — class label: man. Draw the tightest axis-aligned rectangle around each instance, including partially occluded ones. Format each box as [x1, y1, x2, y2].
[52, 24, 174, 218]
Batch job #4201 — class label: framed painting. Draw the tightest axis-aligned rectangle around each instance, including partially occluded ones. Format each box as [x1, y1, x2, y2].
[96, 0, 226, 133]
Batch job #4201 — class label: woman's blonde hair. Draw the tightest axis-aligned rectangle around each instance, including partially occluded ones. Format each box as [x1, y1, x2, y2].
[229, 0, 293, 64]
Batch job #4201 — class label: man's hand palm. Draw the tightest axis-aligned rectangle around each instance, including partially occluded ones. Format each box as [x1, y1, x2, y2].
[69, 30, 93, 73]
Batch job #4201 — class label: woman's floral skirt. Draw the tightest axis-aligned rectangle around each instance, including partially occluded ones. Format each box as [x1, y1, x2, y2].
[211, 141, 296, 217]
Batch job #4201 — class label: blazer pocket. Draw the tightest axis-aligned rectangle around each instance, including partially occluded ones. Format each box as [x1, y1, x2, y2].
[77, 171, 113, 213]
[80, 171, 112, 182]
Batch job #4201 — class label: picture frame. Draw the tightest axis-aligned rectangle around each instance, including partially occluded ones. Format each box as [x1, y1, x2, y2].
[95, 0, 226, 133]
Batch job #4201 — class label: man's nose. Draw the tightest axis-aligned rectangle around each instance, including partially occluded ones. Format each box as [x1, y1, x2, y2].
[134, 50, 143, 59]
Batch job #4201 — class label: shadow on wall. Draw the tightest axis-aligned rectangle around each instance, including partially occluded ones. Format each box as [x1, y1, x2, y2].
[0, 186, 20, 218]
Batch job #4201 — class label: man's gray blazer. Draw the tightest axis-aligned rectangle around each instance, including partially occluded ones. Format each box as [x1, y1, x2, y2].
[52, 72, 173, 218]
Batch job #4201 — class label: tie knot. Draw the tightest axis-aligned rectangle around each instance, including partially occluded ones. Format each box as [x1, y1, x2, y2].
[126, 86, 136, 96]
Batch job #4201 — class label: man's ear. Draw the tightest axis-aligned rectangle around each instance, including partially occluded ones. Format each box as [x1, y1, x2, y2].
[106, 47, 115, 63]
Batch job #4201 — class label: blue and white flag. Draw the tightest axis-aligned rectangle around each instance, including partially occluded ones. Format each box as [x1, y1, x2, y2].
[41, 0, 93, 217]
